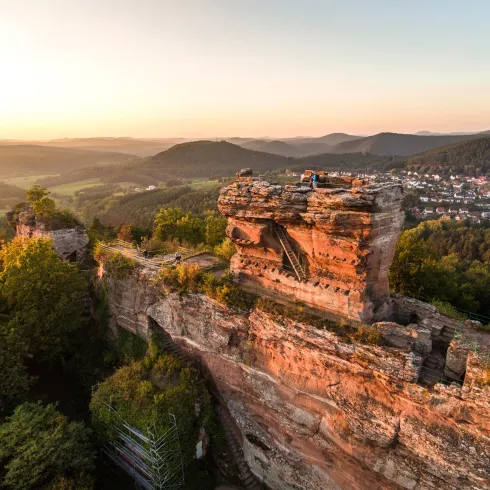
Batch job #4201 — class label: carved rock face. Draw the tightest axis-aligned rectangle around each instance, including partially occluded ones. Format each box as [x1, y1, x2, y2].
[218, 178, 405, 322]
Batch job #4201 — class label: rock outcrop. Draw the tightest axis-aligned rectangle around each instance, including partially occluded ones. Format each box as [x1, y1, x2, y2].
[98, 264, 490, 490]
[217, 176, 405, 323]
[96, 175, 490, 490]
[13, 208, 89, 261]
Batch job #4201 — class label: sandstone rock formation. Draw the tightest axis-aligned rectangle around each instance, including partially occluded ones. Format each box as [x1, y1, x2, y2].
[97, 262, 490, 490]
[95, 175, 489, 489]
[13, 208, 89, 261]
[217, 176, 405, 323]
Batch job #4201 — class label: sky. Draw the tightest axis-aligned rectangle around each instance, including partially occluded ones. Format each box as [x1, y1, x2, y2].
[0, 0, 489, 139]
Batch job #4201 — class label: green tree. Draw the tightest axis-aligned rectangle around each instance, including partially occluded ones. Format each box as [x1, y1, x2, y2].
[0, 402, 94, 490]
[32, 196, 56, 221]
[153, 207, 205, 245]
[26, 184, 50, 204]
[175, 215, 205, 245]
[0, 319, 30, 417]
[153, 207, 186, 241]
[0, 237, 87, 363]
[205, 212, 228, 247]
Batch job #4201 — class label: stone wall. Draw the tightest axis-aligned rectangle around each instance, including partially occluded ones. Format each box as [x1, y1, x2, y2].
[99, 265, 490, 490]
[218, 177, 405, 323]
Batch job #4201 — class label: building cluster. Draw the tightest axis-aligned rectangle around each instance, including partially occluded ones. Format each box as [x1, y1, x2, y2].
[285, 169, 490, 223]
[357, 170, 490, 223]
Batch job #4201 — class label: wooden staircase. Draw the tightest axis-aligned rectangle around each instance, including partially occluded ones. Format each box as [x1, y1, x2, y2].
[274, 227, 307, 282]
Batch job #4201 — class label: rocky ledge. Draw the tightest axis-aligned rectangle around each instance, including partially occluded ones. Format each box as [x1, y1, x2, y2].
[98, 263, 490, 490]
[14, 209, 89, 261]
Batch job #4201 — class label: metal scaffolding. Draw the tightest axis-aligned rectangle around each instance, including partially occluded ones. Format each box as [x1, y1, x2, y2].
[101, 402, 185, 490]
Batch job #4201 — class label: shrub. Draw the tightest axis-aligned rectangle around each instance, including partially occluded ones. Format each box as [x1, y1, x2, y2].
[46, 210, 81, 231]
[32, 196, 56, 222]
[432, 300, 468, 321]
[116, 324, 148, 363]
[155, 264, 253, 310]
[207, 277, 255, 311]
[94, 244, 138, 279]
[214, 238, 236, 261]
[351, 324, 383, 346]
[157, 263, 205, 294]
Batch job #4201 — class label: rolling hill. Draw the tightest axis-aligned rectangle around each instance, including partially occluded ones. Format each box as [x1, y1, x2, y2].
[231, 133, 361, 157]
[0, 182, 26, 211]
[329, 132, 482, 156]
[34, 140, 403, 190]
[138, 140, 292, 177]
[406, 137, 490, 175]
[239, 139, 303, 157]
[0, 145, 136, 178]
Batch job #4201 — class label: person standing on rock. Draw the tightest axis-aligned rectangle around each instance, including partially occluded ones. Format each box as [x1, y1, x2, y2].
[311, 171, 319, 189]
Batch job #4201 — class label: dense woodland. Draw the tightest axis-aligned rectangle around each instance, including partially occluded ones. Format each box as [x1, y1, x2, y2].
[406, 137, 490, 176]
[0, 187, 236, 489]
[390, 219, 490, 320]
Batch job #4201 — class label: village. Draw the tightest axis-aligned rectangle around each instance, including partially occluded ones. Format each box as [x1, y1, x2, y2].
[289, 169, 490, 223]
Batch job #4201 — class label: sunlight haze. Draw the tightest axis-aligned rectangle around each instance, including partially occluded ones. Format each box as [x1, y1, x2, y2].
[1, 0, 489, 139]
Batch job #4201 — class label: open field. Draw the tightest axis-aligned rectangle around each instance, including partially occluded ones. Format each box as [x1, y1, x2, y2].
[48, 179, 104, 196]
[188, 178, 224, 190]
[1, 174, 59, 189]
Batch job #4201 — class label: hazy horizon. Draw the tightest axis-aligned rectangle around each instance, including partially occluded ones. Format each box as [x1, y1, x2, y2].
[1, 129, 490, 143]
[1, 0, 489, 139]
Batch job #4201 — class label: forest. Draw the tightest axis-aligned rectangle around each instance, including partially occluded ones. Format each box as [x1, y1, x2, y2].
[390, 218, 490, 321]
[406, 137, 490, 176]
[0, 187, 235, 489]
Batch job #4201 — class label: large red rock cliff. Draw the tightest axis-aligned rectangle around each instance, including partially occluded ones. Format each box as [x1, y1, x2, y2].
[96, 175, 489, 489]
[98, 265, 490, 490]
[217, 176, 404, 322]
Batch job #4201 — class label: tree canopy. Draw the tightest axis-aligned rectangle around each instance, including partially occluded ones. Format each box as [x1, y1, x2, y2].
[390, 219, 490, 316]
[0, 237, 87, 362]
[0, 402, 94, 490]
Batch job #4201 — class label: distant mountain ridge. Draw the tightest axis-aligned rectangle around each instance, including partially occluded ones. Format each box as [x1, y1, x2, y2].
[229, 133, 361, 157]
[328, 132, 486, 156]
[239, 139, 303, 157]
[415, 130, 490, 136]
[0, 145, 135, 178]
[0, 137, 184, 157]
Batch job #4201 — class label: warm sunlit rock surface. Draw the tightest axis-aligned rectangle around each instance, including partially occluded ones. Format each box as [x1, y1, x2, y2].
[217, 177, 405, 323]
[98, 265, 490, 490]
[95, 175, 489, 489]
